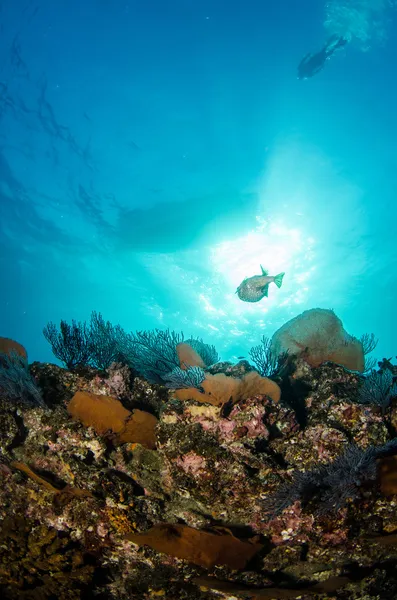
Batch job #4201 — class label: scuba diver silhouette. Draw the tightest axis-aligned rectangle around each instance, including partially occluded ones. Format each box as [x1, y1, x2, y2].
[298, 34, 348, 79]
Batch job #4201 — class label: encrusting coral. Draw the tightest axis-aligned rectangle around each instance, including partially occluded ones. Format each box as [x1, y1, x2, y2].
[1, 311, 397, 599]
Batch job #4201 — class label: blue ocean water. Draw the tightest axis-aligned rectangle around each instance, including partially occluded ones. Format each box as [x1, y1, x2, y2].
[0, 0, 396, 366]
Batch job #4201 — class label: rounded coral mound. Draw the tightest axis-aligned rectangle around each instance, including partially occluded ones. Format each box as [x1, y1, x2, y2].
[270, 308, 365, 372]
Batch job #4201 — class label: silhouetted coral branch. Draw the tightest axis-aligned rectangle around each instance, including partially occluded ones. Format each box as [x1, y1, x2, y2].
[249, 335, 288, 377]
[115, 328, 183, 384]
[360, 333, 378, 356]
[88, 312, 123, 370]
[164, 366, 206, 390]
[357, 370, 397, 409]
[44, 312, 126, 370]
[363, 355, 377, 374]
[43, 319, 91, 369]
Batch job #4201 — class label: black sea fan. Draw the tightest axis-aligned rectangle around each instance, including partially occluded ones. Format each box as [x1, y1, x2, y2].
[115, 329, 219, 384]
[88, 311, 123, 370]
[163, 366, 206, 390]
[0, 351, 44, 406]
[43, 319, 92, 369]
[357, 370, 397, 410]
[114, 328, 183, 384]
[263, 441, 397, 518]
[249, 335, 288, 377]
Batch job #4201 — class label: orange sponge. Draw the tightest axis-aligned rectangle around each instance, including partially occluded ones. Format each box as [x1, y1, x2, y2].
[174, 371, 280, 407]
[0, 337, 27, 359]
[67, 391, 157, 448]
[176, 342, 205, 369]
[270, 308, 364, 372]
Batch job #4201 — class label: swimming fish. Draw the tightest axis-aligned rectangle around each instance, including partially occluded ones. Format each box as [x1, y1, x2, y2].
[236, 266, 285, 303]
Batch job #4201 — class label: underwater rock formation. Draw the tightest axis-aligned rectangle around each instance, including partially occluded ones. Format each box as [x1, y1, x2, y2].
[1, 319, 397, 599]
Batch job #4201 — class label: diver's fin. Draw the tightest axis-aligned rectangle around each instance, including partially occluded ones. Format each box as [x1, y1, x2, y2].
[326, 35, 348, 53]
[262, 284, 270, 297]
[299, 52, 312, 66]
[274, 272, 285, 288]
[260, 265, 268, 276]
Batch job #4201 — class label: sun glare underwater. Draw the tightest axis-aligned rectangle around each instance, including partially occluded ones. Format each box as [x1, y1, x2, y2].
[1, 0, 397, 367]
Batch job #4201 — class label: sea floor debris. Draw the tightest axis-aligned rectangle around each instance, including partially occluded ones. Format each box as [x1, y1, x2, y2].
[1, 333, 397, 599]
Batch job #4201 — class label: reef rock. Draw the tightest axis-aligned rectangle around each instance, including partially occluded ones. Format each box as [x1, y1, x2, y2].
[2, 335, 397, 599]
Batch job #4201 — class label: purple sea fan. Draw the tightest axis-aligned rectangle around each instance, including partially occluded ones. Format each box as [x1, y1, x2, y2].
[357, 369, 397, 410]
[263, 440, 397, 518]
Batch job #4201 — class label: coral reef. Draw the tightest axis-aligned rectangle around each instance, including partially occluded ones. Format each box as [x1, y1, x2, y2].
[2, 317, 397, 599]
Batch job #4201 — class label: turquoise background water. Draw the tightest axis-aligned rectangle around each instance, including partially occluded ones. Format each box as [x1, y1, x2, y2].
[0, 0, 396, 365]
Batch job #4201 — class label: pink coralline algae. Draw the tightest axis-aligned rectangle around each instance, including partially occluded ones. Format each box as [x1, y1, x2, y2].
[175, 451, 207, 477]
[182, 394, 299, 448]
[228, 401, 270, 439]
